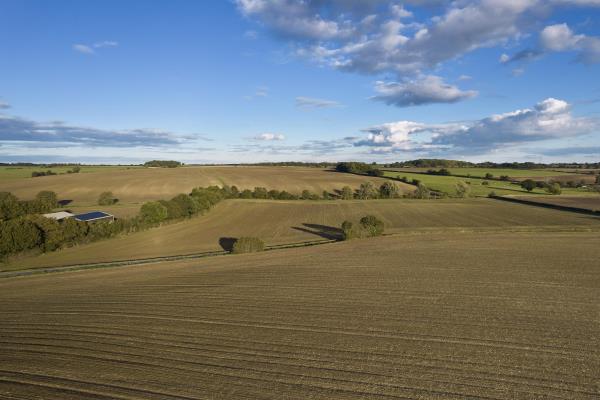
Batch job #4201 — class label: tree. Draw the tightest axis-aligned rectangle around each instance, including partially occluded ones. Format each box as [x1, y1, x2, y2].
[521, 179, 537, 192]
[140, 201, 168, 224]
[35, 191, 58, 211]
[30, 215, 64, 251]
[356, 182, 378, 199]
[240, 189, 253, 199]
[253, 187, 268, 199]
[231, 237, 265, 254]
[268, 189, 281, 199]
[485, 173, 494, 179]
[379, 181, 399, 198]
[360, 215, 384, 237]
[0, 192, 23, 221]
[341, 186, 354, 200]
[413, 183, 431, 199]
[0, 217, 42, 256]
[546, 182, 562, 195]
[455, 181, 471, 198]
[98, 191, 118, 205]
[170, 194, 197, 217]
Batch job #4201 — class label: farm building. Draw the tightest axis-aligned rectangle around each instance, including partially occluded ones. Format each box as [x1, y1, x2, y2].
[73, 211, 115, 223]
[42, 211, 74, 221]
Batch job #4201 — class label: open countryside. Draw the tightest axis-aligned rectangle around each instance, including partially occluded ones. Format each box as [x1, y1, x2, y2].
[2, 1, 600, 398]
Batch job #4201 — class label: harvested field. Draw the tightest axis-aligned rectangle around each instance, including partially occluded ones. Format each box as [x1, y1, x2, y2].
[0, 166, 408, 206]
[384, 167, 574, 178]
[1, 231, 599, 399]
[6, 198, 600, 271]
[510, 195, 600, 212]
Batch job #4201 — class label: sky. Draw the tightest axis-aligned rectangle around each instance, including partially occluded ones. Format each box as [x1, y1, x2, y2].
[1, 0, 600, 164]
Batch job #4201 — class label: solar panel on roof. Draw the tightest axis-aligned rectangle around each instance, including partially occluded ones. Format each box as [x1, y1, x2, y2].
[73, 211, 113, 221]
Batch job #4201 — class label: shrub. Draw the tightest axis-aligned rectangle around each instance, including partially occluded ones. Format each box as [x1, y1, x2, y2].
[360, 215, 384, 237]
[485, 173, 494, 179]
[0, 192, 23, 221]
[341, 220, 355, 240]
[253, 187, 268, 199]
[231, 237, 265, 254]
[488, 191, 497, 198]
[98, 191, 118, 205]
[482, 181, 489, 185]
[521, 179, 537, 192]
[140, 201, 168, 224]
[546, 182, 562, 195]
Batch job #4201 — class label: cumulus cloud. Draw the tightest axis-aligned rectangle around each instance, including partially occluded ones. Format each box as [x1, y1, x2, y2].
[371, 75, 477, 107]
[0, 113, 190, 147]
[354, 98, 598, 154]
[295, 96, 342, 109]
[253, 132, 285, 141]
[540, 23, 584, 51]
[73, 44, 94, 54]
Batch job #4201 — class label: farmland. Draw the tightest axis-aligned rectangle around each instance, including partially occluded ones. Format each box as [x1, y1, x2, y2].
[384, 167, 577, 179]
[0, 165, 140, 181]
[1, 231, 599, 399]
[0, 166, 409, 206]
[5, 198, 600, 271]
[510, 195, 600, 212]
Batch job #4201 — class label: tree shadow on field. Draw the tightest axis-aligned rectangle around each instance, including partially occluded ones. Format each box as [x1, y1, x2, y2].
[58, 199, 73, 206]
[292, 223, 343, 241]
[219, 237, 238, 252]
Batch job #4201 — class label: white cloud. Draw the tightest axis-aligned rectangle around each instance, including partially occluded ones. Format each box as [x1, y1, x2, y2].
[73, 44, 94, 54]
[499, 53, 510, 63]
[0, 101, 10, 110]
[371, 75, 477, 107]
[295, 96, 342, 109]
[354, 98, 598, 154]
[244, 30, 258, 39]
[540, 23, 584, 51]
[253, 132, 285, 141]
[94, 40, 118, 48]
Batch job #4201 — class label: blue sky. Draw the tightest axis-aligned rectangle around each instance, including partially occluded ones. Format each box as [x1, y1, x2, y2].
[1, 0, 600, 164]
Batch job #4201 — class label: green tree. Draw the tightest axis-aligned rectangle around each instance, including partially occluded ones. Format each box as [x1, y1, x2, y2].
[140, 201, 168, 224]
[413, 183, 431, 199]
[35, 191, 58, 211]
[0, 217, 42, 256]
[30, 215, 64, 251]
[356, 182, 378, 199]
[98, 191, 118, 205]
[0, 192, 23, 221]
[379, 181, 399, 198]
[268, 189, 281, 199]
[240, 189, 253, 199]
[253, 187, 268, 199]
[341, 220, 355, 240]
[455, 181, 471, 198]
[521, 179, 537, 192]
[170, 194, 197, 217]
[546, 182, 562, 195]
[485, 173, 494, 179]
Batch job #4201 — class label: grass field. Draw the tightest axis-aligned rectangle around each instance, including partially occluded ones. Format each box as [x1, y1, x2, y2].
[510, 195, 600, 212]
[6, 198, 600, 271]
[0, 166, 409, 206]
[384, 167, 576, 178]
[1, 231, 599, 399]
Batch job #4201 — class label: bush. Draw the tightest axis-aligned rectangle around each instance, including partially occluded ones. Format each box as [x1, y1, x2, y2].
[356, 182, 378, 199]
[0, 192, 23, 221]
[546, 182, 562, 195]
[521, 179, 537, 192]
[140, 201, 168, 224]
[485, 173, 494, 179]
[98, 191, 118, 205]
[488, 191, 497, 198]
[231, 237, 265, 254]
[341, 220, 355, 240]
[360, 215, 384, 237]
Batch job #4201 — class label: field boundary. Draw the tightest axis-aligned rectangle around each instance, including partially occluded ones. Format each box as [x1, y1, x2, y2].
[0, 238, 335, 279]
[490, 195, 600, 216]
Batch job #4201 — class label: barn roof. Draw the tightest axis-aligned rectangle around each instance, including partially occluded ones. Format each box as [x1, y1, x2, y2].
[43, 211, 74, 220]
[73, 211, 113, 222]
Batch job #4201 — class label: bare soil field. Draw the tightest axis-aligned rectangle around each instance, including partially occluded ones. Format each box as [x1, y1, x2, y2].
[5, 198, 600, 271]
[511, 195, 600, 212]
[0, 166, 408, 205]
[1, 231, 599, 399]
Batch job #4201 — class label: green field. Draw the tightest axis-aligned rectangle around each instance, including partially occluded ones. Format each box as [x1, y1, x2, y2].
[1, 230, 599, 399]
[382, 170, 591, 197]
[385, 167, 576, 178]
[6, 198, 599, 271]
